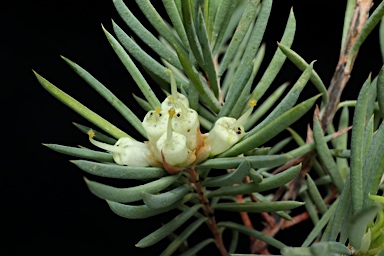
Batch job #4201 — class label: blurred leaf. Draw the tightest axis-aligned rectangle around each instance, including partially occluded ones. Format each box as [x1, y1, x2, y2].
[214, 201, 304, 213]
[378, 65, 384, 118]
[180, 238, 215, 256]
[218, 221, 286, 249]
[160, 217, 207, 256]
[34, 71, 129, 139]
[73, 123, 116, 144]
[202, 159, 250, 187]
[350, 76, 371, 213]
[84, 174, 180, 203]
[72, 160, 167, 180]
[142, 184, 191, 209]
[136, 204, 201, 248]
[43, 143, 113, 163]
[348, 205, 381, 250]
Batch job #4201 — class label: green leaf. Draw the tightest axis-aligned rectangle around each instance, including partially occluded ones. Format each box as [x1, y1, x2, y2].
[348, 205, 381, 250]
[218, 0, 260, 75]
[313, 117, 344, 192]
[341, 0, 356, 52]
[71, 160, 167, 180]
[107, 199, 182, 219]
[268, 137, 292, 155]
[282, 242, 351, 256]
[43, 144, 113, 163]
[335, 107, 350, 179]
[218, 221, 286, 249]
[112, 22, 188, 91]
[381, 17, 384, 63]
[173, 42, 221, 112]
[214, 201, 304, 213]
[210, 0, 232, 47]
[306, 174, 327, 214]
[61, 56, 146, 138]
[302, 198, 339, 247]
[208, 164, 301, 198]
[346, 1, 384, 71]
[350, 76, 371, 213]
[160, 217, 207, 256]
[142, 184, 191, 209]
[34, 71, 130, 139]
[103, 26, 161, 109]
[246, 62, 314, 140]
[180, 238, 215, 256]
[202, 159, 250, 187]
[84, 174, 180, 203]
[134, 0, 184, 50]
[72, 123, 117, 144]
[132, 94, 152, 112]
[136, 204, 201, 248]
[229, 229, 239, 254]
[248, 168, 263, 185]
[113, 0, 182, 70]
[161, 0, 189, 48]
[250, 9, 296, 102]
[220, 94, 321, 157]
[377, 65, 384, 118]
[300, 191, 319, 225]
[277, 43, 328, 104]
[217, 62, 253, 118]
[245, 83, 288, 131]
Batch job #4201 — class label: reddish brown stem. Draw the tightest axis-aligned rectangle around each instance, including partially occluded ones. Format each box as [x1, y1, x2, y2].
[187, 168, 228, 256]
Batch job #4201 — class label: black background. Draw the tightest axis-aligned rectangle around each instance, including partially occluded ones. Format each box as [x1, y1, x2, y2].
[3, 0, 383, 255]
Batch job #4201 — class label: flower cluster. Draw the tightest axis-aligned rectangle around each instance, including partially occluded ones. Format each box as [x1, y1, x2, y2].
[88, 70, 256, 173]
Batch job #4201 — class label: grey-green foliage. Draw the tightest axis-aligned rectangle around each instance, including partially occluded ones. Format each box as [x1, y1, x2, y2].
[36, 0, 384, 255]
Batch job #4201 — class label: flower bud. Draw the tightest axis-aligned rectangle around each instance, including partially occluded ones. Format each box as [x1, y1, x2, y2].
[161, 69, 189, 111]
[142, 106, 168, 144]
[172, 102, 199, 150]
[88, 130, 150, 166]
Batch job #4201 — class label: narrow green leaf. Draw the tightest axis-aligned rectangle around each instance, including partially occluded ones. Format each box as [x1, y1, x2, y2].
[268, 137, 292, 155]
[160, 217, 207, 256]
[250, 9, 296, 102]
[218, 221, 286, 249]
[132, 94, 152, 112]
[210, 0, 232, 46]
[107, 199, 181, 219]
[246, 62, 314, 140]
[350, 76, 371, 213]
[277, 42, 328, 104]
[381, 17, 384, 63]
[136, 204, 201, 248]
[245, 82, 288, 131]
[229, 230, 239, 254]
[220, 94, 321, 157]
[134, 0, 184, 50]
[34, 71, 129, 139]
[325, 180, 350, 242]
[196, 9, 219, 97]
[103, 26, 161, 109]
[62, 56, 146, 137]
[302, 198, 339, 247]
[142, 184, 190, 209]
[202, 159, 250, 187]
[84, 174, 180, 203]
[218, 62, 253, 118]
[73, 123, 116, 144]
[346, 1, 384, 71]
[313, 117, 344, 192]
[214, 201, 304, 213]
[180, 238, 215, 256]
[300, 191, 319, 225]
[363, 120, 384, 206]
[218, 0, 260, 75]
[233, 0, 272, 84]
[378, 65, 384, 118]
[208, 164, 301, 198]
[44, 144, 114, 163]
[348, 205, 381, 250]
[249, 169, 263, 185]
[181, 0, 205, 65]
[113, 0, 182, 69]
[173, 42, 221, 112]
[335, 107, 350, 179]
[306, 174, 327, 214]
[341, 0, 356, 52]
[112, 22, 188, 91]
[161, 0, 189, 48]
[71, 160, 167, 180]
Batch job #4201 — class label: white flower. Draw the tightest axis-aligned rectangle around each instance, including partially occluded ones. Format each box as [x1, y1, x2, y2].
[142, 106, 168, 144]
[161, 69, 189, 112]
[88, 130, 150, 166]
